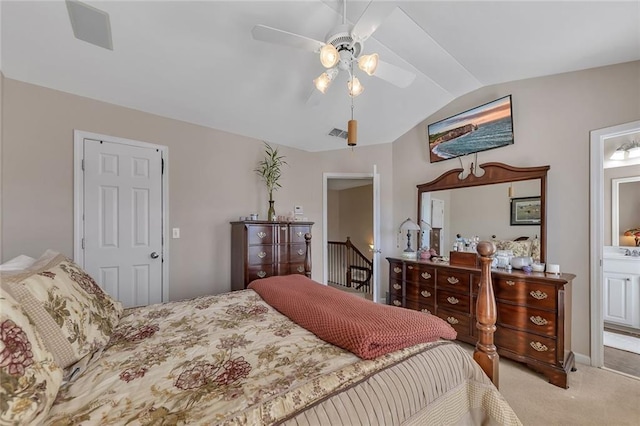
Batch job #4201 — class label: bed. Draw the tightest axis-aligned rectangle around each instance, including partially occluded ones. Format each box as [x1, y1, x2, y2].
[1, 243, 519, 425]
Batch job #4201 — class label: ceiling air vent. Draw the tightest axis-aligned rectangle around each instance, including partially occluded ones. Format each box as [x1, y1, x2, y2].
[66, 0, 113, 50]
[328, 128, 348, 140]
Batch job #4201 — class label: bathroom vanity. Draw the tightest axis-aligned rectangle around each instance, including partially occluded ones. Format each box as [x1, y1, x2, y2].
[603, 247, 640, 330]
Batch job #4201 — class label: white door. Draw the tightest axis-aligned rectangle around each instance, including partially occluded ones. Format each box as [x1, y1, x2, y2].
[83, 138, 163, 307]
[603, 272, 635, 327]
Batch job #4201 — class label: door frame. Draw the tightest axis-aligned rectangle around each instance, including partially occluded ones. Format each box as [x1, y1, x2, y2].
[73, 130, 170, 303]
[322, 168, 381, 303]
[589, 120, 640, 367]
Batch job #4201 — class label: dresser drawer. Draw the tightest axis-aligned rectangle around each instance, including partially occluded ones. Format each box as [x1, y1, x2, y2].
[247, 225, 275, 245]
[437, 268, 471, 292]
[289, 225, 311, 243]
[407, 284, 435, 304]
[497, 303, 556, 337]
[405, 297, 435, 314]
[495, 327, 557, 364]
[287, 263, 307, 275]
[389, 278, 403, 296]
[247, 245, 274, 265]
[284, 243, 307, 263]
[436, 307, 471, 336]
[389, 262, 404, 279]
[389, 294, 404, 308]
[405, 264, 435, 285]
[247, 265, 275, 282]
[495, 278, 556, 310]
[437, 289, 471, 313]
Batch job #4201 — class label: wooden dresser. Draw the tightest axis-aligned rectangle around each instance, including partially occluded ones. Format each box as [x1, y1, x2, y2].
[387, 256, 575, 388]
[231, 221, 313, 290]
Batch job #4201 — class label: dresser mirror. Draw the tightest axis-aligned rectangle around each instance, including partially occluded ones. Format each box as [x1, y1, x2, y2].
[417, 162, 550, 262]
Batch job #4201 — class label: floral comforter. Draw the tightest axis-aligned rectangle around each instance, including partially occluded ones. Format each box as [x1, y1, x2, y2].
[45, 290, 452, 425]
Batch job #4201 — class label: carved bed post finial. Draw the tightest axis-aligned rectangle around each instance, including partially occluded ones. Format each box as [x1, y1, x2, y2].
[304, 233, 312, 278]
[474, 241, 499, 388]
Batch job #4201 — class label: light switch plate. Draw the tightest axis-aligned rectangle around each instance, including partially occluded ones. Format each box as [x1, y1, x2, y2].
[294, 205, 303, 215]
[172, 228, 180, 239]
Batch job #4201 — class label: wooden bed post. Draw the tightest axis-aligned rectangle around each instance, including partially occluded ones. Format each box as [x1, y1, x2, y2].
[304, 233, 312, 278]
[474, 241, 499, 388]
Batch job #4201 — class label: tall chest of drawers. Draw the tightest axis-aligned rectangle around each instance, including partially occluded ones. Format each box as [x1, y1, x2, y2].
[387, 257, 575, 388]
[231, 221, 313, 291]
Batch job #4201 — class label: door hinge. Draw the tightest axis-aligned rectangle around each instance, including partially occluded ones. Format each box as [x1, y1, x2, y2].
[161, 158, 164, 174]
[81, 159, 85, 171]
[82, 238, 85, 249]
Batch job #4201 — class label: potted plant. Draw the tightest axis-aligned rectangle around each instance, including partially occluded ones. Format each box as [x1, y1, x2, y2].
[255, 142, 287, 221]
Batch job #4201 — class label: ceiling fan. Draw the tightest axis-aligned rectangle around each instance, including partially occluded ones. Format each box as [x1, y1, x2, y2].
[251, 0, 416, 98]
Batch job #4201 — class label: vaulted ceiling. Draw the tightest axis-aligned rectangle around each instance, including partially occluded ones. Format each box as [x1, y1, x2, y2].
[1, 1, 639, 152]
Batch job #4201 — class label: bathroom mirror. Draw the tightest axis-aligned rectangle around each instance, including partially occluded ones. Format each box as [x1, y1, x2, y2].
[417, 162, 550, 262]
[611, 176, 640, 246]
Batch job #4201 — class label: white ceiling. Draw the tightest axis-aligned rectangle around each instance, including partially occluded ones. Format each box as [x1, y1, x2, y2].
[1, 1, 639, 152]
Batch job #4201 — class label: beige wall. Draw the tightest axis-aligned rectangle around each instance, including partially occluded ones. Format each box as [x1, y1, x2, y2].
[604, 164, 640, 246]
[3, 60, 639, 359]
[392, 60, 640, 359]
[1, 78, 394, 301]
[0, 72, 3, 262]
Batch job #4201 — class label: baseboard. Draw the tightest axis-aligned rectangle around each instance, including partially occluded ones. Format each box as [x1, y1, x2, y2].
[574, 352, 591, 365]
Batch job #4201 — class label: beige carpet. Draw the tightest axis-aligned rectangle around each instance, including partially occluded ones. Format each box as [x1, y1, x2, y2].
[458, 343, 640, 425]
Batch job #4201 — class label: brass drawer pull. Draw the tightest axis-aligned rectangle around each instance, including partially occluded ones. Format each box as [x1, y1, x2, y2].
[281, 227, 287, 231]
[393, 300, 401, 306]
[296, 231, 303, 237]
[257, 251, 267, 259]
[506, 280, 516, 286]
[257, 231, 267, 239]
[421, 309, 431, 314]
[408, 265, 414, 270]
[297, 249, 304, 255]
[447, 296, 460, 305]
[421, 290, 431, 298]
[393, 283, 401, 290]
[421, 272, 432, 280]
[257, 271, 266, 278]
[447, 316, 459, 325]
[393, 267, 402, 274]
[530, 316, 548, 326]
[530, 341, 549, 352]
[297, 266, 304, 273]
[447, 277, 459, 284]
[530, 290, 548, 300]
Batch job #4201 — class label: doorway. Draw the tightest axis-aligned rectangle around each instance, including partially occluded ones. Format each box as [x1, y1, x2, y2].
[323, 168, 380, 303]
[73, 130, 169, 307]
[590, 120, 640, 378]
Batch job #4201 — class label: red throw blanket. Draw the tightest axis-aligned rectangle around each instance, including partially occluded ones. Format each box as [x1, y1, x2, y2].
[248, 275, 457, 360]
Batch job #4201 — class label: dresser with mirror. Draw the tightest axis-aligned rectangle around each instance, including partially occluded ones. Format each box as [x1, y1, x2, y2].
[387, 162, 576, 388]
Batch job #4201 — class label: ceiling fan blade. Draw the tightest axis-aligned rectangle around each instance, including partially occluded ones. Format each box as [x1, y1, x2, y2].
[374, 60, 416, 88]
[251, 25, 325, 53]
[350, 2, 397, 42]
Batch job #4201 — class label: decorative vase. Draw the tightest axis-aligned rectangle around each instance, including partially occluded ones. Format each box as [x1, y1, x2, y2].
[267, 200, 276, 221]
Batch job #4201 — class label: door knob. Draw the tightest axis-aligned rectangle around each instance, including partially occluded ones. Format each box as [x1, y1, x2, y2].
[150, 252, 159, 259]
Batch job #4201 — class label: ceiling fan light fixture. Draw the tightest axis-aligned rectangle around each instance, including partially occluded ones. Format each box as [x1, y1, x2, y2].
[358, 53, 379, 76]
[320, 43, 339, 68]
[348, 76, 364, 97]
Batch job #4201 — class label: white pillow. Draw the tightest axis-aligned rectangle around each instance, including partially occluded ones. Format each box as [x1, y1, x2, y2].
[0, 255, 36, 271]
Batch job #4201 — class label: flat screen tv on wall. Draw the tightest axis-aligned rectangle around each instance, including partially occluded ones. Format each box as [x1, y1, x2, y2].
[427, 95, 514, 163]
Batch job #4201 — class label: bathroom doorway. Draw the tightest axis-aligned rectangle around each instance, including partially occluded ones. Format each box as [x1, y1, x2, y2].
[590, 120, 640, 378]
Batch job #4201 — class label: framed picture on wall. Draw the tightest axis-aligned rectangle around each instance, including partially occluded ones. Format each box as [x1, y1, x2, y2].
[510, 196, 541, 226]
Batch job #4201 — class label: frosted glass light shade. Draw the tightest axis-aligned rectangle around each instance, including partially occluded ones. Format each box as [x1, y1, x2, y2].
[628, 146, 640, 158]
[348, 77, 364, 97]
[610, 149, 626, 160]
[313, 68, 338, 94]
[320, 43, 339, 68]
[358, 53, 379, 75]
